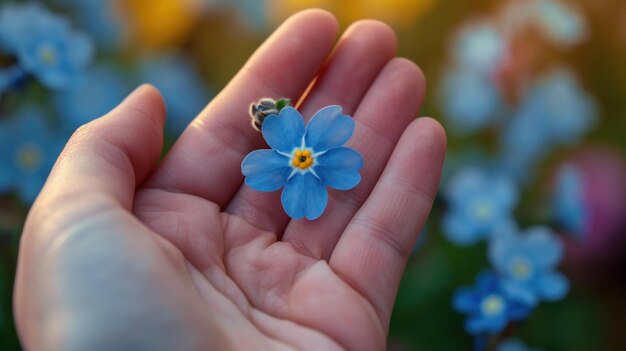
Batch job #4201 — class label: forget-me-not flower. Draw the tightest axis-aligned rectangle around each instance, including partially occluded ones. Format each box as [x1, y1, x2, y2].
[440, 21, 505, 135]
[0, 3, 94, 90]
[552, 165, 587, 238]
[56, 0, 124, 50]
[532, 0, 587, 47]
[0, 106, 66, 204]
[54, 64, 130, 132]
[440, 68, 504, 135]
[453, 271, 531, 335]
[527, 69, 597, 146]
[242, 106, 363, 220]
[442, 168, 518, 246]
[454, 21, 505, 74]
[137, 54, 212, 136]
[500, 69, 597, 182]
[499, 102, 551, 183]
[489, 225, 569, 307]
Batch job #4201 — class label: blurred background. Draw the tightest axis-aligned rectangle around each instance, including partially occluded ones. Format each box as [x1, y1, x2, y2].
[0, 0, 625, 350]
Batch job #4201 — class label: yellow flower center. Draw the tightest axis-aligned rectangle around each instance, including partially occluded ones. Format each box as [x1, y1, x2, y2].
[16, 143, 43, 172]
[509, 256, 533, 280]
[39, 44, 57, 65]
[472, 201, 492, 221]
[291, 149, 314, 170]
[480, 294, 504, 316]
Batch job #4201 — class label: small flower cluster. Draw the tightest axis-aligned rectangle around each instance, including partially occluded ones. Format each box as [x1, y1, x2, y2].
[0, 2, 212, 204]
[437, 0, 595, 349]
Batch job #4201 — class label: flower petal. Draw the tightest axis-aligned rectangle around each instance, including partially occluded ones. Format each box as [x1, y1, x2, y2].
[442, 211, 482, 246]
[525, 226, 563, 268]
[488, 222, 519, 269]
[262, 107, 305, 153]
[314, 147, 363, 190]
[466, 315, 489, 334]
[242, 149, 291, 192]
[452, 287, 476, 313]
[67, 32, 95, 67]
[501, 279, 537, 307]
[281, 172, 328, 220]
[538, 271, 569, 301]
[507, 300, 532, 321]
[445, 168, 484, 202]
[491, 174, 518, 208]
[305, 105, 354, 152]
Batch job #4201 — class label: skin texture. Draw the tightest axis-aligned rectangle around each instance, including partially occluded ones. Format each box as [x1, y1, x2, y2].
[14, 10, 446, 351]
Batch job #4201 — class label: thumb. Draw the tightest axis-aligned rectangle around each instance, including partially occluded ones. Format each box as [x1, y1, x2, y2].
[41, 84, 165, 209]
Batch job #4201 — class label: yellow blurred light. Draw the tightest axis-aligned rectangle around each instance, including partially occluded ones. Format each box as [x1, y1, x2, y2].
[121, 0, 203, 49]
[270, 0, 435, 27]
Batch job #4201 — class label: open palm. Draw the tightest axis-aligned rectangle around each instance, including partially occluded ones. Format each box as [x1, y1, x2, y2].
[14, 10, 445, 351]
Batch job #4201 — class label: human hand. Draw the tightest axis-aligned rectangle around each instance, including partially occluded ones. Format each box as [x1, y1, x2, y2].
[14, 10, 446, 351]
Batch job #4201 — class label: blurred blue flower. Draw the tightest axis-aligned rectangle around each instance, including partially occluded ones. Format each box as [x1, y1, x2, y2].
[498, 338, 542, 351]
[500, 69, 597, 182]
[553, 165, 587, 237]
[137, 54, 212, 136]
[54, 64, 130, 132]
[489, 225, 569, 306]
[56, 0, 124, 50]
[453, 271, 531, 335]
[454, 21, 505, 73]
[0, 106, 66, 204]
[242, 106, 362, 220]
[499, 102, 551, 183]
[531, 69, 597, 145]
[440, 68, 504, 135]
[442, 168, 518, 246]
[0, 3, 94, 89]
[532, 0, 587, 46]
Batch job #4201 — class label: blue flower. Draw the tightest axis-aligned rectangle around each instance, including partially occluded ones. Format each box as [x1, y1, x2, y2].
[136, 54, 212, 136]
[0, 106, 66, 204]
[0, 3, 94, 89]
[499, 69, 597, 182]
[489, 225, 569, 306]
[241, 106, 363, 220]
[498, 338, 542, 351]
[454, 21, 505, 73]
[552, 165, 587, 237]
[453, 271, 531, 335]
[532, 0, 587, 46]
[57, 0, 124, 50]
[530, 69, 597, 146]
[442, 168, 518, 246]
[440, 67, 504, 135]
[499, 101, 552, 183]
[54, 64, 130, 132]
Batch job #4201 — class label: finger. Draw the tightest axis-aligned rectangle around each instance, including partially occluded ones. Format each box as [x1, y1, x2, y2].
[142, 10, 339, 207]
[36, 85, 165, 210]
[226, 20, 397, 235]
[330, 117, 446, 327]
[284, 58, 426, 259]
